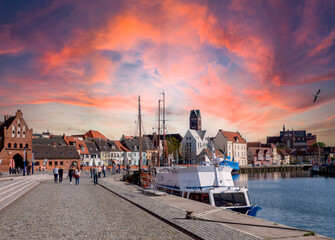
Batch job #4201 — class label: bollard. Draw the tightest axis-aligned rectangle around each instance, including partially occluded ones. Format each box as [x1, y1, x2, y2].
[186, 210, 195, 219]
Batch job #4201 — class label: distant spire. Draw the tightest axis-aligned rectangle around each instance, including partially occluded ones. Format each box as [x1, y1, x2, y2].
[283, 123, 285, 132]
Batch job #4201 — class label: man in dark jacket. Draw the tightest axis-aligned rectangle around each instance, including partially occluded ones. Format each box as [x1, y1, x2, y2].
[58, 167, 64, 183]
[68, 168, 74, 184]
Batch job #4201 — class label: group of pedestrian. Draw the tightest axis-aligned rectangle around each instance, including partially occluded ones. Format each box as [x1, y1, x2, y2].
[90, 165, 104, 185]
[9, 165, 31, 175]
[52, 166, 64, 183]
[53, 166, 80, 185]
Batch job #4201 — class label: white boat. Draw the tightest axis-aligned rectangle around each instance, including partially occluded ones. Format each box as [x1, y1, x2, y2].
[154, 146, 261, 216]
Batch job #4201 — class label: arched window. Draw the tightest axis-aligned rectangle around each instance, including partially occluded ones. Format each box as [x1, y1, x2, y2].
[12, 125, 15, 138]
[25, 144, 28, 148]
[17, 119, 21, 138]
[14, 143, 17, 148]
[8, 143, 11, 148]
[23, 125, 26, 138]
[20, 143, 23, 148]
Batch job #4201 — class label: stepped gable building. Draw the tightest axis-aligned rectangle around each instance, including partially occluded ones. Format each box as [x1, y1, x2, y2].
[0, 110, 33, 172]
[190, 110, 201, 131]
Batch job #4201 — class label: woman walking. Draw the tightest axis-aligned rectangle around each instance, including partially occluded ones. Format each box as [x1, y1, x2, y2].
[74, 167, 81, 185]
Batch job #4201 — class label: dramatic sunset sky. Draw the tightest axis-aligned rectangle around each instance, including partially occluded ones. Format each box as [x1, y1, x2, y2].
[1, 0, 335, 145]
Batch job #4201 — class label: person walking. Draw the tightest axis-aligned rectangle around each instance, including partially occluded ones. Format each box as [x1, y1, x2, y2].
[102, 164, 106, 178]
[68, 167, 74, 184]
[93, 165, 99, 185]
[58, 167, 64, 183]
[98, 165, 102, 178]
[53, 166, 59, 183]
[74, 167, 81, 185]
[90, 167, 93, 178]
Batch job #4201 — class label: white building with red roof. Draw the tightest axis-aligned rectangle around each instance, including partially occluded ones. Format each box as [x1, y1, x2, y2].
[213, 130, 247, 166]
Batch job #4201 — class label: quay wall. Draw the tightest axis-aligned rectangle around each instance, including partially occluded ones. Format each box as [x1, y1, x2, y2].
[239, 164, 312, 173]
[319, 165, 335, 177]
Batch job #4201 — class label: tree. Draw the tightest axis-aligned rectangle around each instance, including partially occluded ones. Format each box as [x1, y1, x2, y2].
[165, 137, 181, 163]
[312, 142, 326, 148]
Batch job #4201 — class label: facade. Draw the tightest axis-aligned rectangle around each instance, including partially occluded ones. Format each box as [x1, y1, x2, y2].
[85, 141, 101, 166]
[91, 138, 111, 166]
[181, 129, 209, 164]
[189, 110, 201, 131]
[278, 149, 290, 165]
[247, 147, 273, 165]
[33, 144, 80, 170]
[63, 135, 90, 166]
[267, 125, 316, 150]
[108, 140, 131, 165]
[213, 130, 247, 166]
[0, 110, 33, 172]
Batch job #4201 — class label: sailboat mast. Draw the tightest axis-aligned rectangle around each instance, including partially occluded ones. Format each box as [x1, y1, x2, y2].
[157, 100, 161, 167]
[138, 96, 142, 171]
[162, 91, 166, 166]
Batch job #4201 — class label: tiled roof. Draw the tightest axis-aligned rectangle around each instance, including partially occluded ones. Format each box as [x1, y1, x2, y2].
[33, 137, 67, 146]
[248, 147, 273, 156]
[84, 130, 108, 140]
[108, 140, 130, 152]
[220, 130, 246, 144]
[33, 145, 80, 159]
[85, 141, 100, 154]
[92, 138, 110, 152]
[121, 136, 155, 152]
[63, 136, 89, 154]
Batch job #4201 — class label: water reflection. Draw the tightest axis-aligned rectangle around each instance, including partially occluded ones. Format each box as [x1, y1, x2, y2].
[232, 170, 335, 239]
[234, 171, 316, 186]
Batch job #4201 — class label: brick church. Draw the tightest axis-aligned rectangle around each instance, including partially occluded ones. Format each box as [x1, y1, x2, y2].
[0, 110, 33, 172]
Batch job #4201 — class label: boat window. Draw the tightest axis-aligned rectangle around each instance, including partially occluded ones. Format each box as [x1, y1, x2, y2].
[213, 193, 247, 207]
[172, 190, 182, 197]
[189, 193, 210, 204]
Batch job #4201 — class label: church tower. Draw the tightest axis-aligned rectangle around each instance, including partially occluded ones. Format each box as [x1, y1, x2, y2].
[189, 110, 201, 130]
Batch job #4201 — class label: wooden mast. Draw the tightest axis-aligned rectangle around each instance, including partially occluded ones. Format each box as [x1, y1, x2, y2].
[162, 91, 166, 166]
[157, 99, 161, 167]
[138, 96, 142, 175]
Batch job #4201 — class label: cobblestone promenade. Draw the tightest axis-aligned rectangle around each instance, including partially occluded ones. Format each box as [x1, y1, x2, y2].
[0, 173, 192, 240]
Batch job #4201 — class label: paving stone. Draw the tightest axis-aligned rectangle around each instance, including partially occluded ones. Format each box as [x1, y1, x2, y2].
[0, 175, 192, 240]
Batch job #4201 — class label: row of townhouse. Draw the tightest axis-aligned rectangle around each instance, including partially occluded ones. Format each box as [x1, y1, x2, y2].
[181, 129, 248, 166]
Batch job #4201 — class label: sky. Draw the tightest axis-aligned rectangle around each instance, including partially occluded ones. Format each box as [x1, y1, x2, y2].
[0, 0, 335, 145]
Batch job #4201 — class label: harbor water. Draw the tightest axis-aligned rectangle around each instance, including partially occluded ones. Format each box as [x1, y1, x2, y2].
[233, 171, 335, 239]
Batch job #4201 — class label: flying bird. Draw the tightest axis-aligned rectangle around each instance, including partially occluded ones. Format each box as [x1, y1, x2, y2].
[313, 89, 321, 103]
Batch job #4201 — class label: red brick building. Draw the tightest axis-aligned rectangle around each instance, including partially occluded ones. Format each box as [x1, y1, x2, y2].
[0, 110, 33, 172]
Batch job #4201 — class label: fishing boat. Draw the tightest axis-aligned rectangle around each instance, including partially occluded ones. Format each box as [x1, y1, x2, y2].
[154, 146, 261, 217]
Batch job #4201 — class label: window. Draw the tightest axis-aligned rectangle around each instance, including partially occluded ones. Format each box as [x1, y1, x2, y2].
[20, 143, 23, 148]
[25, 144, 28, 148]
[60, 161, 63, 165]
[14, 143, 17, 148]
[49, 161, 52, 166]
[35, 162, 40, 166]
[8, 143, 11, 148]
[55, 161, 58, 166]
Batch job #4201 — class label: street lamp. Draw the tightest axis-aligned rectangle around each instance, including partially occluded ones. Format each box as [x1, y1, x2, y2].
[32, 151, 35, 175]
[23, 147, 26, 176]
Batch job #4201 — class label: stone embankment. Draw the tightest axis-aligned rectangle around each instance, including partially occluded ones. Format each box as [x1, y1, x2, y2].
[239, 164, 312, 173]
